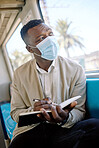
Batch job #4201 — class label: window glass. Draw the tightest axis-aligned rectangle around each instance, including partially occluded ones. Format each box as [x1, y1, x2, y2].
[6, 23, 32, 70]
[40, 0, 99, 72]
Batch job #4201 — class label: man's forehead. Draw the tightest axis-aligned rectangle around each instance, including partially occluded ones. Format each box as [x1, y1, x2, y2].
[27, 23, 52, 35]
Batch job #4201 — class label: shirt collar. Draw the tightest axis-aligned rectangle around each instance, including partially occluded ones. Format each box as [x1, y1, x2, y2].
[36, 60, 55, 74]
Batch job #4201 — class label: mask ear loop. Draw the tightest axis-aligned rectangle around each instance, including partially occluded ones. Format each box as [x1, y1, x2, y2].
[28, 45, 41, 57]
[28, 44, 37, 49]
[33, 52, 41, 57]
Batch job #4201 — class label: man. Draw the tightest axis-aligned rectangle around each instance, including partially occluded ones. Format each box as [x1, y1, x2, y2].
[9, 19, 99, 148]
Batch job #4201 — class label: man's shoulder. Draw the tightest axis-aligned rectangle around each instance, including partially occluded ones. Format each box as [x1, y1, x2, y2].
[57, 56, 85, 79]
[14, 59, 35, 74]
[57, 56, 82, 68]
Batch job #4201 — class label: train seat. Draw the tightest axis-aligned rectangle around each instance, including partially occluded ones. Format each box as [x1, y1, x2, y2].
[0, 103, 16, 140]
[86, 78, 99, 118]
[0, 103, 16, 147]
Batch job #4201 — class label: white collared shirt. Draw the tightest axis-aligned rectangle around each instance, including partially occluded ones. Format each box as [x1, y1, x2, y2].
[36, 60, 55, 98]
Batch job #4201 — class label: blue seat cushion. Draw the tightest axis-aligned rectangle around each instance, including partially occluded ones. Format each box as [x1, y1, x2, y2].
[86, 79, 99, 118]
[1, 103, 16, 139]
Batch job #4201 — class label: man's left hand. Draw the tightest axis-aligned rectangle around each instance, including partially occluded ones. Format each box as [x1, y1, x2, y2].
[40, 101, 77, 124]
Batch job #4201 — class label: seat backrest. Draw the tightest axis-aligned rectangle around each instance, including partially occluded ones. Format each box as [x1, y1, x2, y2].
[86, 79, 99, 118]
[0, 103, 16, 140]
[0, 82, 11, 103]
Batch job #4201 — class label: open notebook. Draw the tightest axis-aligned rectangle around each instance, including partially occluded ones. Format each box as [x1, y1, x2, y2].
[18, 95, 81, 127]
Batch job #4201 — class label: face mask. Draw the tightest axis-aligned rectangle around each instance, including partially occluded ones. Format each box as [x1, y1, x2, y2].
[28, 36, 59, 60]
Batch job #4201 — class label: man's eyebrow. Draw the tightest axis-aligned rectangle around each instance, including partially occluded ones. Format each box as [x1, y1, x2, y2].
[46, 28, 52, 32]
[35, 28, 53, 40]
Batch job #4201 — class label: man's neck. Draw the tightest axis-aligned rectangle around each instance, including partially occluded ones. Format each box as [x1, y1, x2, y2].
[36, 58, 53, 72]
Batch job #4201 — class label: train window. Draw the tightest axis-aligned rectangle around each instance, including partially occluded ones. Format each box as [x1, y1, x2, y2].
[6, 23, 32, 71]
[39, 0, 99, 74]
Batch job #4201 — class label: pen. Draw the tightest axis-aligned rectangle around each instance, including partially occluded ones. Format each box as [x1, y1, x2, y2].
[33, 98, 52, 104]
[33, 99, 58, 106]
[33, 99, 41, 102]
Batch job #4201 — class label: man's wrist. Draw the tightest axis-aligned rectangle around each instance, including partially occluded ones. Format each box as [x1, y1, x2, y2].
[58, 114, 69, 126]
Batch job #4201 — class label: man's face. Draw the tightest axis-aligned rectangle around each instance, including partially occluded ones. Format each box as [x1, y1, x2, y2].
[26, 23, 54, 55]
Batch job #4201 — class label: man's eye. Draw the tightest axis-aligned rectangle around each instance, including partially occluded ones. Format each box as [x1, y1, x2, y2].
[36, 37, 45, 43]
[49, 32, 54, 36]
[40, 36, 45, 40]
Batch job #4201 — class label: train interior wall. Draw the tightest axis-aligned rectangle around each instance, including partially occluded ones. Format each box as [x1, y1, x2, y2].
[0, 46, 10, 148]
[0, 47, 11, 102]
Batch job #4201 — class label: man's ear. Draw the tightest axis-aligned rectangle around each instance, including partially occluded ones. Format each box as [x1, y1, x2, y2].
[26, 45, 33, 53]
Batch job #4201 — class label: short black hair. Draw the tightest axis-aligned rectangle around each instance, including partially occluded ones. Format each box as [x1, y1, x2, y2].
[20, 19, 44, 41]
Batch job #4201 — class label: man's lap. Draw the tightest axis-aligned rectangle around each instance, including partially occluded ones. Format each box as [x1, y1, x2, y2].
[53, 118, 99, 147]
[9, 118, 99, 148]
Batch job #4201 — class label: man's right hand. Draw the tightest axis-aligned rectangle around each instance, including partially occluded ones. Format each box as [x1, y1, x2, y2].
[33, 97, 52, 111]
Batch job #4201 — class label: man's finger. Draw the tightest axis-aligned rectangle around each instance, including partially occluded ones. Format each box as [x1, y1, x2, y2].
[34, 100, 47, 107]
[40, 108, 51, 121]
[51, 106, 62, 122]
[64, 101, 77, 112]
[56, 105, 68, 119]
[43, 97, 52, 104]
[34, 104, 51, 111]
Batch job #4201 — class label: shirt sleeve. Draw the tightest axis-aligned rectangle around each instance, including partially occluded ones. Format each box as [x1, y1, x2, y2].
[62, 65, 86, 128]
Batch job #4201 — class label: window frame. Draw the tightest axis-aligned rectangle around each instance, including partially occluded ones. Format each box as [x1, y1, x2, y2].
[2, 18, 21, 80]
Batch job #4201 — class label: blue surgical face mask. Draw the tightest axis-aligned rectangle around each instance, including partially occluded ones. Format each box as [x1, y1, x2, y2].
[28, 36, 59, 60]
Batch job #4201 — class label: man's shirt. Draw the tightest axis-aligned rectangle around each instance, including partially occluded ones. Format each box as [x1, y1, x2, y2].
[36, 60, 55, 98]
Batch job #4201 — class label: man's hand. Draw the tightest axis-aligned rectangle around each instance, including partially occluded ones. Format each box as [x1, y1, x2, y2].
[33, 98, 77, 124]
[40, 101, 77, 124]
[33, 97, 52, 111]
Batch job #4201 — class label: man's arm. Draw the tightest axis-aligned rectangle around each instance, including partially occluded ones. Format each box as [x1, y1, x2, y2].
[62, 65, 86, 127]
[10, 71, 34, 123]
